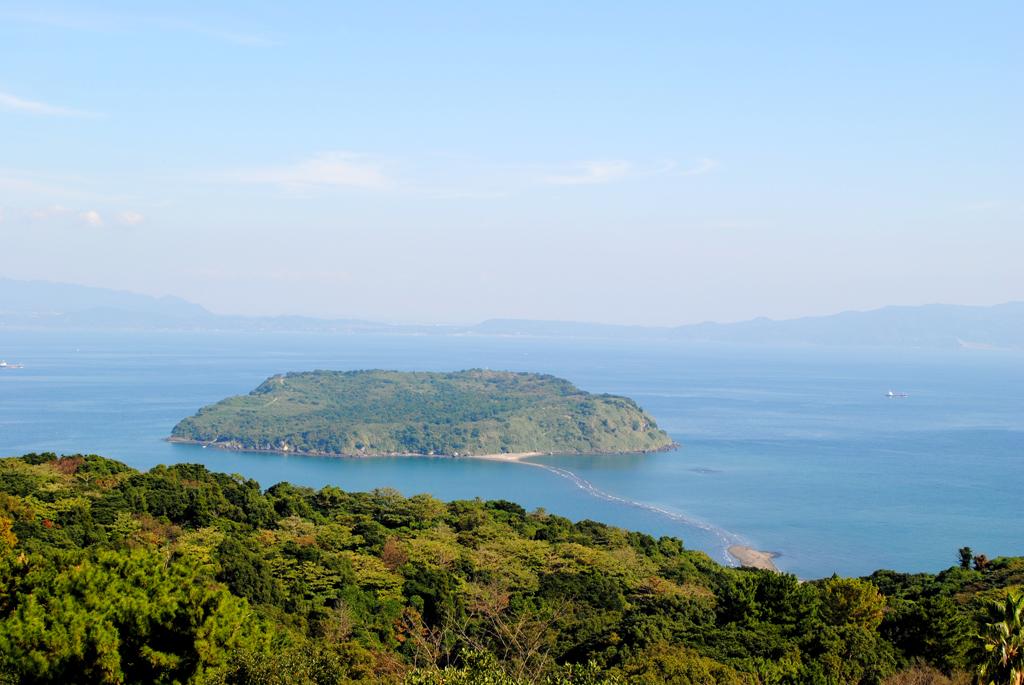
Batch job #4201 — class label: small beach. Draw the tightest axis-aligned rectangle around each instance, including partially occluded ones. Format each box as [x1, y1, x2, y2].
[463, 451, 546, 462]
[728, 545, 780, 572]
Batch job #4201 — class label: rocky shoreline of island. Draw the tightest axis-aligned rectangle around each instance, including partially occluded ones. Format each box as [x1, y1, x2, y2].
[166, 436, 676, 461]
[167, 436, 544, 460]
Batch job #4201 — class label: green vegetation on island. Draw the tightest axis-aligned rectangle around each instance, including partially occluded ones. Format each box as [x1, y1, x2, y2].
[170, 370, 674, 457]
[2, 452, 1023, 684]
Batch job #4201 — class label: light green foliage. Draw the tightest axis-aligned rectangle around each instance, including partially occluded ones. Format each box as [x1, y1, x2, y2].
[615, 642, 756, 684]
[822, 576, 888, 630]
[404, 651, 624, 685]
[0, 546, 264, 684]
[171, 369, 673, 457]
[976, 591, 1024, 685]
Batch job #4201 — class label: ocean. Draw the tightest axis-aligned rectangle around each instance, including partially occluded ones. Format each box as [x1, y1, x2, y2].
[1, 329, 1021, 578]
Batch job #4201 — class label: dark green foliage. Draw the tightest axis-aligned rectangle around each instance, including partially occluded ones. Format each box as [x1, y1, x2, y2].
[0, 453, 1019, 684]
[217, 536, 282, 605]
[170, 369, 674, 457]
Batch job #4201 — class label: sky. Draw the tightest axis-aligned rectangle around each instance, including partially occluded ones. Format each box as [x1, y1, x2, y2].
[0, 1, 1021, 326]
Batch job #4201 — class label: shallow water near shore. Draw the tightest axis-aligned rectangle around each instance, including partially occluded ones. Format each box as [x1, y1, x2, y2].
[2, 329, 1022, 578]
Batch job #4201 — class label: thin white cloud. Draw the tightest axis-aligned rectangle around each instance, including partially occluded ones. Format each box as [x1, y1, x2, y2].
[233, 152, 390, 191]
[422, 188, 512, 200]
[28, 205, 73, 220]
[0, 169, 135, 204]
[544, 161, 633, 186]
[188, 265, 352, 287]
[682, 158, 720, 176]
[961, 201, 1001, 212]
[18, 205, 141, 229]
[182, 24, 279, 47]
[2, 9, 277, 47]
[0, 90, 98, 118]
[117, 210, 145, 226]
[80, 210, 104, 227]
[149, 16, 280, 46]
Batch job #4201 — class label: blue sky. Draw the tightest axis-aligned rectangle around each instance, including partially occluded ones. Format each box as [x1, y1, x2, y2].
[1, 1, 1021, 324]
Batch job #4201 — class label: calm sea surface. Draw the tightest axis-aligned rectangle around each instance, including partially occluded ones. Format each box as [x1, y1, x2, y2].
[1, 330, 1021, 578]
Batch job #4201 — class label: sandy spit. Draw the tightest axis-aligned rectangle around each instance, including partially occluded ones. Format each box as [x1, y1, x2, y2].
[728, 545, 780, 572]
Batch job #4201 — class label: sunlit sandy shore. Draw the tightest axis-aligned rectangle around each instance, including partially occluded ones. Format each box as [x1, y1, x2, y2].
[461, 451, 546, 462]
[728, 545, 780, 572]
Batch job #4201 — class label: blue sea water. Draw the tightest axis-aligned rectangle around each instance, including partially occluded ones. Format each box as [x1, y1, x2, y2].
[1, 329, 1021, 578]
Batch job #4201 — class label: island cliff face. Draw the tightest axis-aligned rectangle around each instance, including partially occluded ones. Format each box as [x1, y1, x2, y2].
[170, 369, 674, 457]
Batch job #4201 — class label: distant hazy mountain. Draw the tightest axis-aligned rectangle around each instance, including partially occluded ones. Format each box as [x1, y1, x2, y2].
[671, 303, 1024, 349]
[476, 304, 1024, 349]
[470, 319, 666, 340]
[0, 278, 209, 319]
[1, 278, 1021, 349]
[0, 278, 398, 334]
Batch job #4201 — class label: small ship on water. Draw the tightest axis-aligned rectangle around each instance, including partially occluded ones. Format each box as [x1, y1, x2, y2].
[886, 390, 909, 398]
[0, 360, 24, 369]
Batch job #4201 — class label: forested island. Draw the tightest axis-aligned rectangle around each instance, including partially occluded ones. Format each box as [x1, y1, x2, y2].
[170, 370, 675, 458]
[1, 452, 1022, 684]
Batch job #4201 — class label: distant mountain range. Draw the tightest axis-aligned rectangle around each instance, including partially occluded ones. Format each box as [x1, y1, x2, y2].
[2, 278, 1022, 349]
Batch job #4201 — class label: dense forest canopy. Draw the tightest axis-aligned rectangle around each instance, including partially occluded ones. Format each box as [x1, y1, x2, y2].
[171, 369, 674, 457]
[1, 452, 1022, 684]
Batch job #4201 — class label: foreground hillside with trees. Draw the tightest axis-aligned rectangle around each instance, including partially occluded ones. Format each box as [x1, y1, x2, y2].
[1, 453, 1021, 684]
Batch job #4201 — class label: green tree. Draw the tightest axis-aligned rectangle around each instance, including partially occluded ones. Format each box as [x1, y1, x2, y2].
[814, 577, 895, 683]
[616, 642, 754, 684]
[0, 547, 267, 684]
[821, 576, 887, 631]
[976, 592, 1024, 685]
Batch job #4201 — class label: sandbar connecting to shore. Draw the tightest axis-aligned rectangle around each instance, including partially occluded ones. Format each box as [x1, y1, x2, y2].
[174, 441, 781, 571]
[470, 454, 783, 573]
[472, 454, 782, 574]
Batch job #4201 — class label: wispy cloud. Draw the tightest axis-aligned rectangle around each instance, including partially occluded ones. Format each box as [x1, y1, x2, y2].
[27, 205, 103, 227]
[173, 23, 278, 47]
[541, 157, 712, 186]
[3, 8, 277, 47]
[18, 205, 142, 228]
[190, 265, 352, 287]
[117, 210, 145, 226]
[0, 90, 98, 118]
[222, 153, 715, 198]
[27, 205, 73, 221]
[0, 169, 131, 204]
[80, 209, 103, 227]
[544, 161, 633, 186]
[960, 200, 1004, 212]
[231, 152, 390, 191]
[682, 157, 719, 176]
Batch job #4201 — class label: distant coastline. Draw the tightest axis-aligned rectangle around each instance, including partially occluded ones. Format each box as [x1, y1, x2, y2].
[5, 278, 1024, 350]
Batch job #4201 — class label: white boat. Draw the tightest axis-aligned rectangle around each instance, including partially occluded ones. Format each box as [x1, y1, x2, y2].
[0, 360, 24, 369]
[886, 390, 909, 398]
